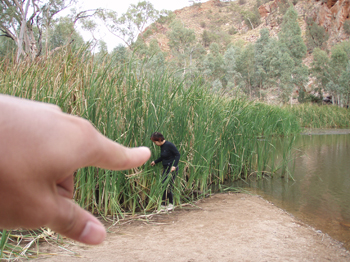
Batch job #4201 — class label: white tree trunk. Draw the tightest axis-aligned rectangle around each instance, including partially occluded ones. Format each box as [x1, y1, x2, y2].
[16, 0, 31, 62]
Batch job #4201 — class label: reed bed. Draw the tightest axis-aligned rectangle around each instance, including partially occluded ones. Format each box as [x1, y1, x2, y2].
[286, 103, 350, 128]
[0, 48, 300, 259]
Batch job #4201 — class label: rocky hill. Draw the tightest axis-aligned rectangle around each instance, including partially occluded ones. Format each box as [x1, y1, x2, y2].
[145, 0, 350, 55]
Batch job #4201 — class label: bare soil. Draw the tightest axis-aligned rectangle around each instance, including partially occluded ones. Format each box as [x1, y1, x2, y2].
[34, 193, 350, 262]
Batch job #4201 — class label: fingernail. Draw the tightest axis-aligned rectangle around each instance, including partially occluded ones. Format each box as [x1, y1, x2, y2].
[79, 221, 106, 245]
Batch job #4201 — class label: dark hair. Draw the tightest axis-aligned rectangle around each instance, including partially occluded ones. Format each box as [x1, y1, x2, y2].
[150, 132, 164, 142]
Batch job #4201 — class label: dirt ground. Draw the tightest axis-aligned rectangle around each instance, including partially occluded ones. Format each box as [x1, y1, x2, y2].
[34, 193, 350, 262]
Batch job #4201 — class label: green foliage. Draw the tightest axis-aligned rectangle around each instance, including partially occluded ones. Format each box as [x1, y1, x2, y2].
[0, 0, 98, 61]
[223, 46, 238, 89]
[111, 44, 129, 63]
[167, 20, 199, 77]
[168, 21, 196, 52]
[310, 47, 330, 89]
[235, 44, 256, 97]
[156, 11, 175, 25]
[228, 27, 237, 35]
[278, 6, 307, 65]
[202, 29, 230, 48]
[48, 16, 85, 50]
[278, 0, 290, 15]
[343, 20, 350, 35]
[276, 6, 308, 102]
[287, 104, 350, 128]
[0, 37, 16, 58]
[242, 7, 261, 29]
[103, 1, 166, 49]
[253, 29, 272, 94]
[339, 61, 350, 97]
[203, 42, 225, 88]
[310, 40, 350, 106]
[202, 30, 213, 47]
[0, 49, 302, 222]
[305, 18, 329, 52]
[190, 0, 202, 7]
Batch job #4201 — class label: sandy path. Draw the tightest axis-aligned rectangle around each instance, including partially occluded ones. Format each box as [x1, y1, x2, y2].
[34, 193, 350, 261]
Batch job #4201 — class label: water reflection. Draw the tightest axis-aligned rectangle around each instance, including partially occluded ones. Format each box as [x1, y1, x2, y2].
[235, 131, 350, 249]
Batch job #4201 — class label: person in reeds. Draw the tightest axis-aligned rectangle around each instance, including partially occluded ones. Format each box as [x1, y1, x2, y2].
[0, 94, 151, 245]
[150, 132, 180, 211]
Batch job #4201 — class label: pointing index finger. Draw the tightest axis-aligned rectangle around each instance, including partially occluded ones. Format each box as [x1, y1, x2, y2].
[70, 117, 151, 171]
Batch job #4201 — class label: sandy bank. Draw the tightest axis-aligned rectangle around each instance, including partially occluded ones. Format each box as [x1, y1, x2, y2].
[35, 193, 350, 262]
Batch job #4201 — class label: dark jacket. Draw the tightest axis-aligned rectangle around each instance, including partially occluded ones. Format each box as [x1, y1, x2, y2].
[154, 141, 180, 168]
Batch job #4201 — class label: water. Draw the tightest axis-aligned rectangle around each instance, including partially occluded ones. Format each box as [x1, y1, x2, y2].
[234, 130, 350, 249]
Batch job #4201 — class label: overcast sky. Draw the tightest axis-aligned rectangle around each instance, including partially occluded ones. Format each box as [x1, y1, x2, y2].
[76, 0, 192, 51]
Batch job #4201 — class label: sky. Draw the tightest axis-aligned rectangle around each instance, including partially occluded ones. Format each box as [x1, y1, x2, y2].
[74, 0, 193, 52]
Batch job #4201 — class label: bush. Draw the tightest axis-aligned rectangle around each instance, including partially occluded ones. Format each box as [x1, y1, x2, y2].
[306, 18, 329, 51]
[278, 0, 290, 15]
[202, 30, 214, 47]
[344, 20, 350, 35]
[243, 8, 261, 29]
[200, 21, 206, 28]
[202, 30, 231, 47]
[157, 12, 175, 25]
[228, 27, 237, 35]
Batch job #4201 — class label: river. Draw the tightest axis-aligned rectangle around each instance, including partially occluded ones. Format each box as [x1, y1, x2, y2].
[234, 129, 350, 250]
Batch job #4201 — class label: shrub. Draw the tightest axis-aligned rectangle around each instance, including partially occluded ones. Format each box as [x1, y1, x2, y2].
[306, 18, 329, 51]
[200, 21, 206, 28]
[228, 27, 237, 35]
[344, 20, 350, 35]
[278, 0, 290, 15]
[243, 8, 262, 29]
[202, 30, 214, 47]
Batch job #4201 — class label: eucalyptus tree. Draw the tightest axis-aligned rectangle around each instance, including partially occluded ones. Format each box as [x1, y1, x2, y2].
[167, 20, 197, 78]
[278, 5, 308, 103]
[203, 42, 225, 89]
[339, 62, 350, 106]
[328, 41, 350, 105]
[102, 1, 168, 50]
[311, 40, 350, 105]
[0, 0, 98, 62]
[134, 38, 167, 74]
[305, 17, 329, 52]
[278, 6, 306, 65]
[235, 44, 256, 98]
[253, 28, 270, 97]
[310, 47, 330, 88]
[223, 46, 238, 90]
[48, 16, 84, 50]
[111, 44, 129, 64]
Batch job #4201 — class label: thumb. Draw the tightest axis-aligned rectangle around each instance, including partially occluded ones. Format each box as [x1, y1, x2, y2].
[48, 196, 106, 245]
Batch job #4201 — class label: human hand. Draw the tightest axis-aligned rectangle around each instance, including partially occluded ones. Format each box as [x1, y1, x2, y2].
[151, 161, 155, 166]
[171, 166, 176, 172]
[0, 95, 151, 245]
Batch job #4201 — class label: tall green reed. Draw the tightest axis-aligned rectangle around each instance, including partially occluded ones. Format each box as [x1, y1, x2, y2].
[0, 47, 307, 258]
[0, 48, 302, 218]
[286, 103, 350, 128]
